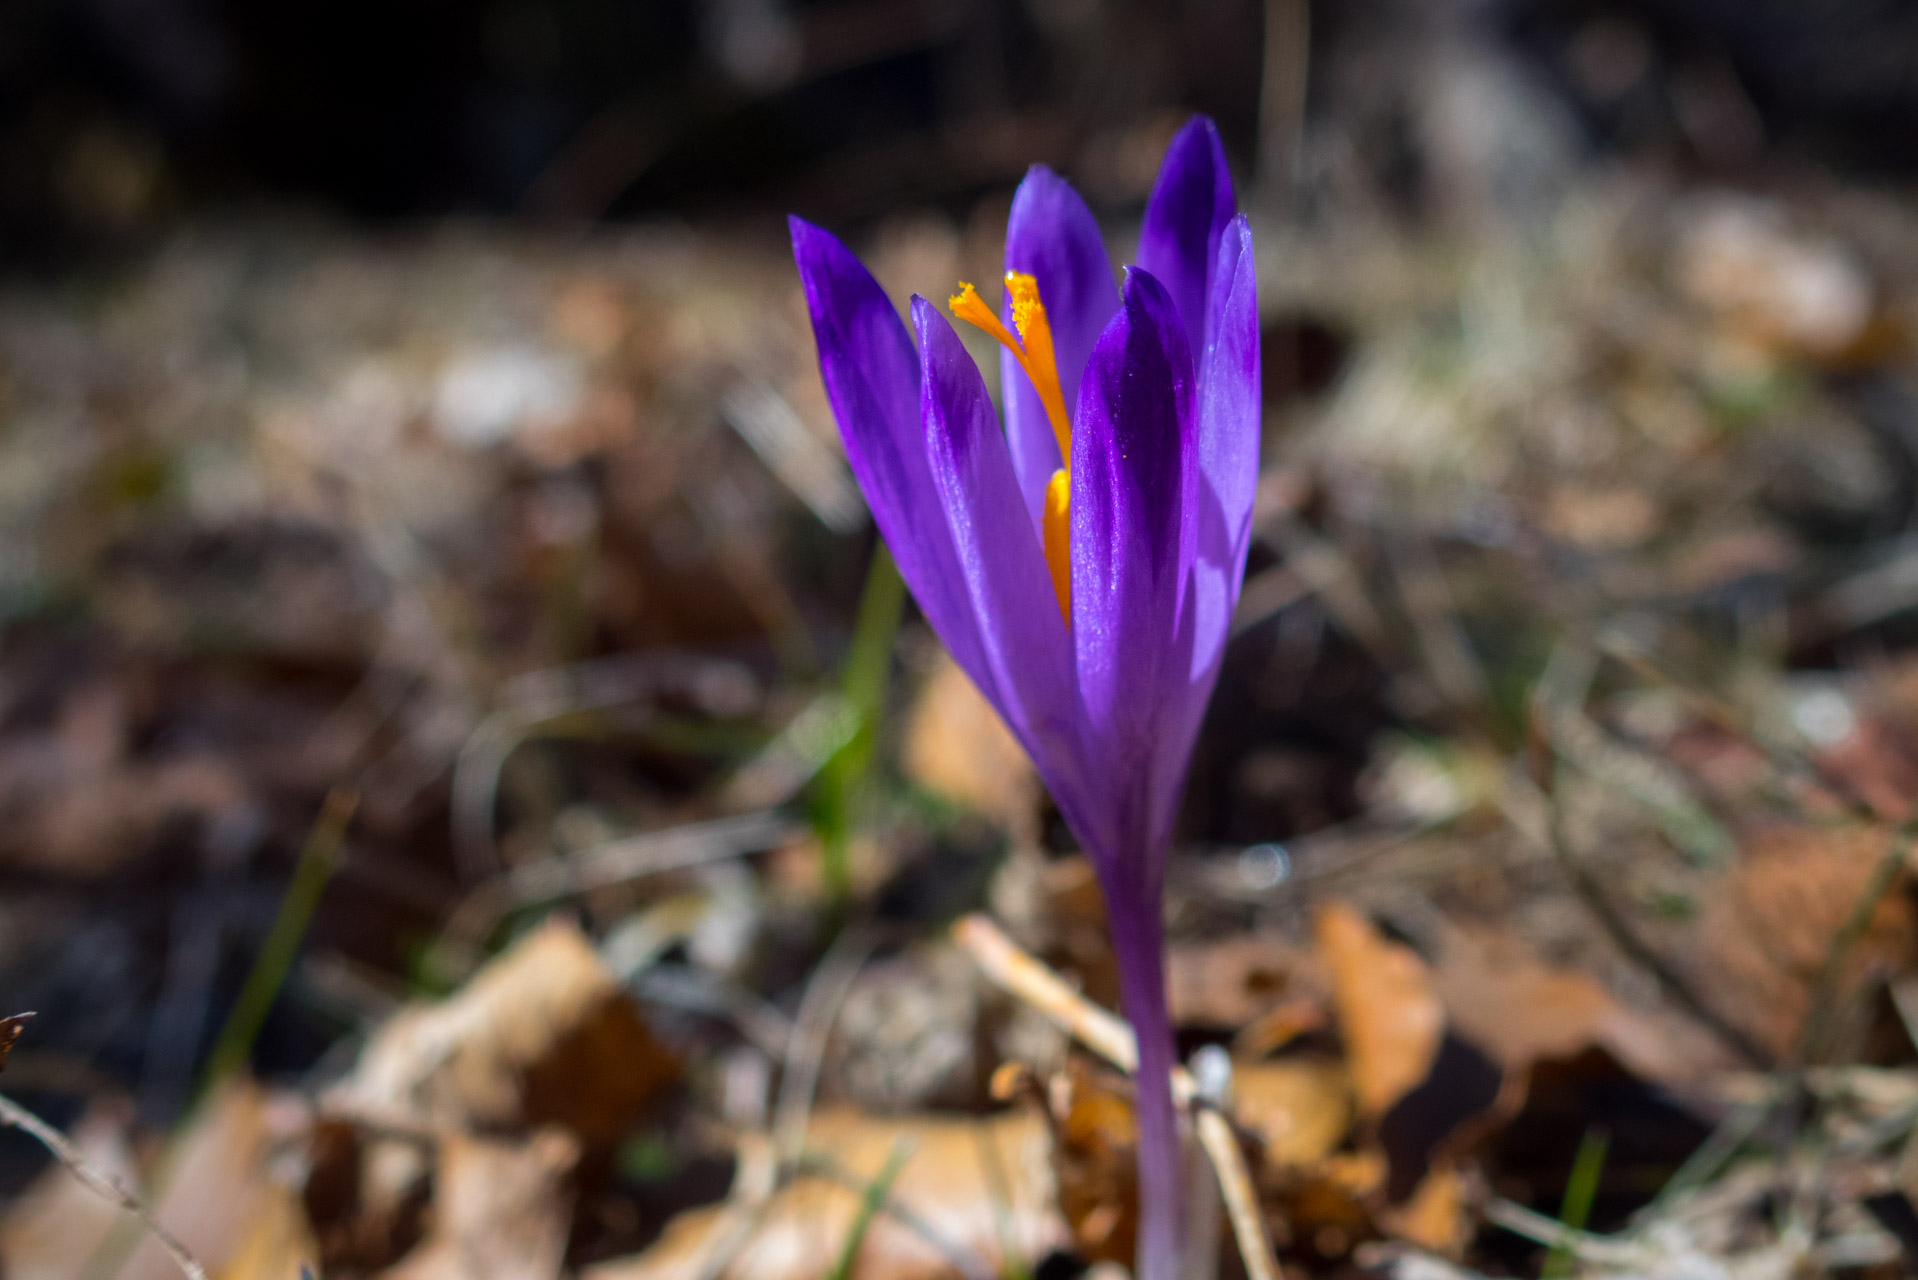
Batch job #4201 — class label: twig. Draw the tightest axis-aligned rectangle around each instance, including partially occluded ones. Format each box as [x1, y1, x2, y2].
[1197, 1106, 1271, 1279]
[953, 914, 1284, 1280]
[1483, 1197, 1641, 1268]
[0, 1092, 209, 1280]
[955, 915, 1137, 1074]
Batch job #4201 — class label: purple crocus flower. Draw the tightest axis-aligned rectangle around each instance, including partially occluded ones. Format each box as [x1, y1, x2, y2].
[790, 116, 1258, 1280]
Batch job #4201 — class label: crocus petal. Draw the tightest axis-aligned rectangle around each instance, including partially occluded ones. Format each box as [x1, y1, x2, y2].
[1160, 217, 1261, 827]
[1136, 117, 1236, 353]
[913, 297, 1098, 837]
[1002, 166, 1121, 522]
[1187, 214, 1261, 685]
[790, 216, 999, 708]
[1070, 266, 1198, 868]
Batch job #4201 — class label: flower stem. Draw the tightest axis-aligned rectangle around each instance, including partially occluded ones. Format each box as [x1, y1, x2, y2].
[1109, 887, 1181, 1280]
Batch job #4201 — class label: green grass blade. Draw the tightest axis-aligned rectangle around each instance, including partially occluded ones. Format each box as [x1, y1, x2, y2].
[815, 544, 905, 904]
[201, 787, 357, 1090]
[1543, 1125, 1609, 1280]
[827, 1137, 916, 1280]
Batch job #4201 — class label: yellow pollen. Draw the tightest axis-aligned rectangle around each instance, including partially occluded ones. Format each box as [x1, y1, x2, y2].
[949, 274, 1073, 466]
[1042, 468, 1072, 622]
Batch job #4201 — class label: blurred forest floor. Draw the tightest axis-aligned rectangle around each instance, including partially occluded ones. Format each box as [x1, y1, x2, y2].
[13, 12, 1918, 1280]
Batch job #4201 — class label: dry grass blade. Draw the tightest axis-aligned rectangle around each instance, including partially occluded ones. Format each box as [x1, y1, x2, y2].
[509, 811, 807, 907]
[775, 928, 874, 1166]
[0, 1092, 209, 1280]
[442, 811, 806, 957]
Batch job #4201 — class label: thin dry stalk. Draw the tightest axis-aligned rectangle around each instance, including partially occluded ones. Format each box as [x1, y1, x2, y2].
[0, 1092, 209, 1280]
[442, 810, 804, 954]
[953, 914, 1283, 1280]
[687, 1131, 781, 1280]
[773, 928, 873, 1166]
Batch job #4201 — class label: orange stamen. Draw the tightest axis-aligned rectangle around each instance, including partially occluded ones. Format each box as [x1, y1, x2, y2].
[949, 274, 1073, 466]
[1042, 468, 1072, 622]
[951, 275, 1076, 627]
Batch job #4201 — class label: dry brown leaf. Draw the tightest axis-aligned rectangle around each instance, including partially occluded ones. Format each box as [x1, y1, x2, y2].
[0, 1100, 137, 1280]
[1167, 937, 1324, 1030]
[589, 1108, 1067, 1280]
[1694, 822, 1918, 1057]
[1262, 1151, 1384, 1262]
[215, 1181, 319, 1280]
[1232, 1058, 1353, 1168]
[1315, 903, 1445, 1118]
[121, 1081, 287, 1280]
[1377, 1163, 1468, 1257]
[1432, 925, 1735, 1086]
[1811, 716, 1918, 820]
[1233, 998, 1331, 1059]
[903, 655, 1035, 832]
[301, 1119, 429, 1275]
[329, 917, 676, 1142]
[1049, 1061, 1139, 1265]
[382, 1129, 579, 1280]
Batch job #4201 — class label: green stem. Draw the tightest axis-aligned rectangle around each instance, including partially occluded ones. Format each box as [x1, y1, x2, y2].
[816, 545, 905, 905]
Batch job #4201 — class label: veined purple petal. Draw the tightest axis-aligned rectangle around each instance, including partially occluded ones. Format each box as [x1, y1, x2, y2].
[912, 297, 1098, 837]
[789, 216, 999, 709]
[1136, 117, 1237, 353]
[1187, 215, 1261, 695]
[1002, 166, 1121, 522]
[1070, 266, 1198, 869]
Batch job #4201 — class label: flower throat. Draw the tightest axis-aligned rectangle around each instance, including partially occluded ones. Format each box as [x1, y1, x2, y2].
[950, 273, 1073, 622]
